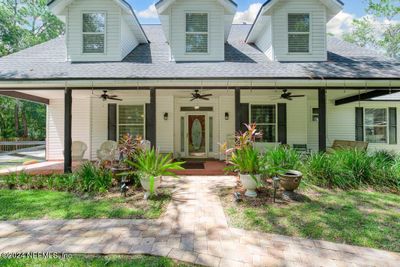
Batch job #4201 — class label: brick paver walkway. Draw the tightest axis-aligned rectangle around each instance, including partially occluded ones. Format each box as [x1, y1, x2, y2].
[0, 176, 399, 266]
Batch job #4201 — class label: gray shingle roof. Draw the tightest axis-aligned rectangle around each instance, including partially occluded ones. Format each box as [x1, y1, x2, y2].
[0, 24, 399, 80]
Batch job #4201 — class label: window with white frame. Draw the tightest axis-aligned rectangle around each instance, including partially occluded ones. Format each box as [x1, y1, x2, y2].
[288, 13, 310, 53]
[83, 12, 105, 53]
[365, 108, 387, 143]
[186, 13, 208, 53]
[118, 105, 145, 139]
[251, 105, 276, 142]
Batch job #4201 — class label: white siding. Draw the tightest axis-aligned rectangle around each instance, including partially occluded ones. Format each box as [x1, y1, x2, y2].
[66, 0, 122, 62]
[46, 98, 91, 160]
[169, 0, 225, 61]
[271, 0, 327, 61]
[120, 16, 139, 59]
[156, 94, 174, 153]
[219, 94, 235, 159]
[255, 17, 274, 60]
[90, 93, 150, 159]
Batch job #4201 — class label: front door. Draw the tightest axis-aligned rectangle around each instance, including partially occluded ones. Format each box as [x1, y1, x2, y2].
[188, 115, 206, 157]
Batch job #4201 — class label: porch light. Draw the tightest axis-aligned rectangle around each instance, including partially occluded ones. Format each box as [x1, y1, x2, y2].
[194, 105, 200, 110]
[164, 112, 169, 120]
[225, 112, 229, 120]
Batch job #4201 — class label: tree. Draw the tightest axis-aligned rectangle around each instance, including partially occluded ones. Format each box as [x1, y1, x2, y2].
[343, 0, 400, 59]
[0, 0, 64, 57]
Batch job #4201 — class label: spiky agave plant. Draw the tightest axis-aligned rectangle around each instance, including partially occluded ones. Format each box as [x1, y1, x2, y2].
[125, 148, 185, 194]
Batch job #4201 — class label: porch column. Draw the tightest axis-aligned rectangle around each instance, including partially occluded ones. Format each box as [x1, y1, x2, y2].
[64, 88, 72, 173]
[147, 88, 156, 148]
[235, 88, 241, 132]
[318, 88, 327, 152]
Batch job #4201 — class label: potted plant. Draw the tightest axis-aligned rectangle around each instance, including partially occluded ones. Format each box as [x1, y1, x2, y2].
[124, 148, 185, 199]
[263, 146, 303, 192]
[228, 146, 262, 197]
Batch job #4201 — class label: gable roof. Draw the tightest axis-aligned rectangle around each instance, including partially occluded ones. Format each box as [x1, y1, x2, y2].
[48, 0, 149, 43]
[246, 0, 343, 43]
[155, 0, 238, 14]
[0, 24, 399, 81]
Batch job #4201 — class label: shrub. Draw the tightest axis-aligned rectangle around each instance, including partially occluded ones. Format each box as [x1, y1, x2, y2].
[226, 146, 262, 175]
[303, 149, 400, 191]
[75, 162, 113, 193]
[263, 146, 301, 176]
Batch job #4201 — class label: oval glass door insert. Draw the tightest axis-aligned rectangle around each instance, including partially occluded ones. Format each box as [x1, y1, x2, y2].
[191, 119, 202, 150]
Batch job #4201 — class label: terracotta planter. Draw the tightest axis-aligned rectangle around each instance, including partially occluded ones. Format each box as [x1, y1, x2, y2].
[279, 170, 302, 192]
[239, 173, 261, 197]
[140, 175, 161, 199]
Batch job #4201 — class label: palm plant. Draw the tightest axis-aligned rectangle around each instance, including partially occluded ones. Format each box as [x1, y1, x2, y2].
[125, 148, 185, 194]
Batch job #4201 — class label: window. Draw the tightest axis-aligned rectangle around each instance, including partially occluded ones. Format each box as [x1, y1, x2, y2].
[365, 108, 387, 143]
[118, 105, 145, 139]
[288, 13, 310, 53]
[251, 105, 276, 142]
[83, 13, 105, 53]
[312, 108, 319, 122]
[186, 13, 208, 53]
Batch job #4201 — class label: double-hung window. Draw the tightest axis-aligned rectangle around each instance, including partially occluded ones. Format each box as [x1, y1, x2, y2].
[83, 12, 106, 54]
[288, 13, 310, 53]
[186, 13, 208, 53]
[118, 105, 145, 139]
[365, 108, 387, 143]
[251, 105, 277, 142]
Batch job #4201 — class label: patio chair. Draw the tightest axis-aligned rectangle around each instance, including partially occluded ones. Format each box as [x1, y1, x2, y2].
[71, 141, 88, 161]
[97, 140, 118, 162]
[141, 140, 151, 151]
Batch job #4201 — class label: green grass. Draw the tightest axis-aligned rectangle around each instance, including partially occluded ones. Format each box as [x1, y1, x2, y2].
[0, 189, 171, 220]
[221, 186, 400, 252]
[0, 255, 194, 267]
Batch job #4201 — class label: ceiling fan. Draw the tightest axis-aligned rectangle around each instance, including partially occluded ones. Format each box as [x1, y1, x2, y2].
[99, 90, 122, 101]
[280, 89, 305, 100]
[190, 89, 213, 101]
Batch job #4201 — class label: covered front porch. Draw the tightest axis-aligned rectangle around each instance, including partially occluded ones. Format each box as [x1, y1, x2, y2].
[1, 79, 400, 174]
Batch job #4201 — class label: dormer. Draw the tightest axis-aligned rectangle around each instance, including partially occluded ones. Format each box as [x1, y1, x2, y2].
[48, 0, 148, 62]
[156, 0, 237, 62]
[246, 0, 343, 62]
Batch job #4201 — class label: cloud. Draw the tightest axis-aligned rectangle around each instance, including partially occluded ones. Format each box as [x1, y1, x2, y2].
[233, 3, 262, 24]
[327, 11, 355, 36]
[137, 4, 158, 19]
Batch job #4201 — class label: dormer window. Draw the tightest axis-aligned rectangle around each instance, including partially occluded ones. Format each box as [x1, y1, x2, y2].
[82, 12, 106, 54]
[186, 13, 208, 53]
[288, 13, 310, 53]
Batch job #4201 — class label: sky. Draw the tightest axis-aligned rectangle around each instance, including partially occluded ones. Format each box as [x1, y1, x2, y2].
[128, 0, 369, 36]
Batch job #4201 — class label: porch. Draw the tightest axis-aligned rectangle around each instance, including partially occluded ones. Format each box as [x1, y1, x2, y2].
[1, 80, 400, 174]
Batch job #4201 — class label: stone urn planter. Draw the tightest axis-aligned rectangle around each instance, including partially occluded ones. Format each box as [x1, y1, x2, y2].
[240, 173, 261, 197]
[140, 175, 162, 199]
[279, 170, 303, 192]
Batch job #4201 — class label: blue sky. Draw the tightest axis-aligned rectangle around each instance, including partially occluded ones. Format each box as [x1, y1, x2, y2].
[129, 0, 367, 24]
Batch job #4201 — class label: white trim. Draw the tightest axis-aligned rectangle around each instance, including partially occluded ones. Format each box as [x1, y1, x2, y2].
[249, 103, 278, 143]
[364, 107, 389, 144]
[117, 104, 146, 140]
[81, 11, 107, 55]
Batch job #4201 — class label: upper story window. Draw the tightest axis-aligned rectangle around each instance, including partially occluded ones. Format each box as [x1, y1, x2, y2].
[251, 105, 277, 142]
[288, 13, 310, 53]
[186, 13, 208, 53]
[82, 12, 106, 54]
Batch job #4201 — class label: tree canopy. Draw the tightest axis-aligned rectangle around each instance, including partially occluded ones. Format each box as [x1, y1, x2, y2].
[343, 0, 400, 59]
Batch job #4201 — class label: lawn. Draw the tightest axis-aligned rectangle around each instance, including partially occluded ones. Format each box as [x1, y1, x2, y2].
[220, 185, 400, 252]
[0, 255, 194, 267]
[0, 189, 171, 220]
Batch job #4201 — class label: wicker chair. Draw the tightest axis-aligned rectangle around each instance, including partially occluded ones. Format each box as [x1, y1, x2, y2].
[97, 141, 118, 162]
[71, 141, 88, 161]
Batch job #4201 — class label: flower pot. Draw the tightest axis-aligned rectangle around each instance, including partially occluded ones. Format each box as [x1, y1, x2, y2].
[239, 173, 261, 197]
[140, 175, 161, 199]
[279, 170, 302, 192]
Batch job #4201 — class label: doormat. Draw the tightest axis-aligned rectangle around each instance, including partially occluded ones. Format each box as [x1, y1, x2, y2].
[182, 162, 205, 169]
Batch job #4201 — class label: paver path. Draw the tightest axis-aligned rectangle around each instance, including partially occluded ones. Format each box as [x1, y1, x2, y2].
[0, 176, 399, 266]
